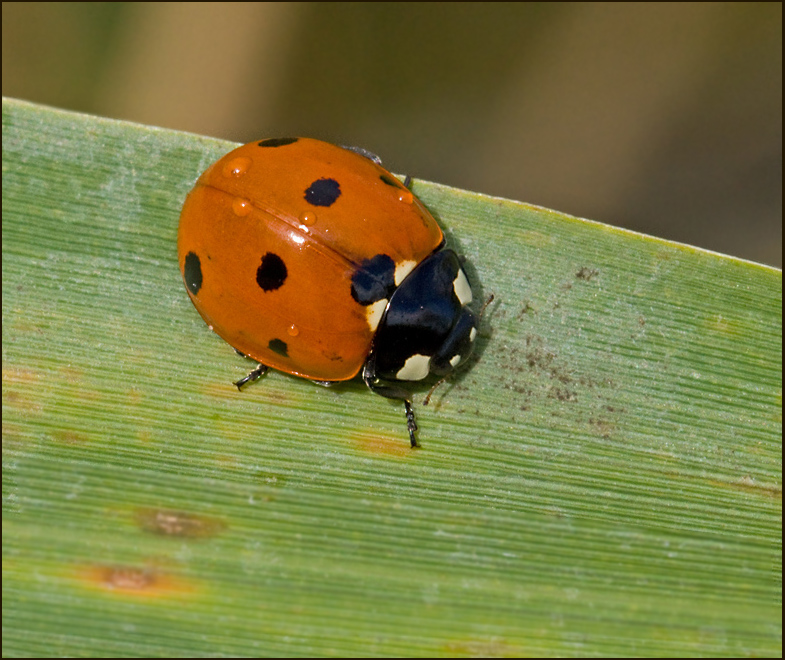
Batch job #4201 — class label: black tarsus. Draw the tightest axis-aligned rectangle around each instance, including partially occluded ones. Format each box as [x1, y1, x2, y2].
[234, 364, 268, 390]
[403, 399, 418, 448]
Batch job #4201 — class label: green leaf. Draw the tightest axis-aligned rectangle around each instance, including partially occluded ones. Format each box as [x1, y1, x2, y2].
[3, 97, 781, 657]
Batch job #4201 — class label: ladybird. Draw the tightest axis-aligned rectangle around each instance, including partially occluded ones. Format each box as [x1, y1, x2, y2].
[178, 137, 479, 447]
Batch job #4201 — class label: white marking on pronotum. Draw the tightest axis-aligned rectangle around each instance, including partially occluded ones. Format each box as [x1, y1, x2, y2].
[396, 354, 431, 381]
[394, 260, 417, 286]
[470, 327, 477, 342]
[449, 354, 461, 368]
[453, 269, 472, 305]
[365, 299, 388, 332]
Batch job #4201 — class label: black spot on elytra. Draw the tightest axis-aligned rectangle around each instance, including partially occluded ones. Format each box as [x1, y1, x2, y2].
[258, 138, 298, 148]
[256, 253, 287, 291]
[304, 178, 341, 207]
[351, 253, 396, 306]
[183, 252, 202, 295]
[380, 174, 402, 188]
[268, 338, 288, 357]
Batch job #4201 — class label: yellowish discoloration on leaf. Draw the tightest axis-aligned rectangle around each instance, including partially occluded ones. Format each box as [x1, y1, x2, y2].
[351, 430, 416, 457]
[79, 565, 197, 598]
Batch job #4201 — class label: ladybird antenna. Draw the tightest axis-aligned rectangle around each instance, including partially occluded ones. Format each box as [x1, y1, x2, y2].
[479, 293, 496, 318]
[423, 377, 449, 406]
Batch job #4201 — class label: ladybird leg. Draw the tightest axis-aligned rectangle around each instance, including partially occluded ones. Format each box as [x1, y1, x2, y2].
[403, 175, 413, 189]
[367, 382, 419, 448]
[363, 362, 419, 448]
[340, 145, 383, 165]
[234, 364, 268, 390]
[403, 400, 418, 448]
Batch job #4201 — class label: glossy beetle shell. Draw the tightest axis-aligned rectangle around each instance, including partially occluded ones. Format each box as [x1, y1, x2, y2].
[178, 138, 444, 381]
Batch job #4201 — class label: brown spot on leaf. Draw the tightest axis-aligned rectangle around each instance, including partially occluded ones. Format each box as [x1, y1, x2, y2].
[135, 508, 226, 538]
[80, 565, 195, 598]
[576, 266, 599, 281]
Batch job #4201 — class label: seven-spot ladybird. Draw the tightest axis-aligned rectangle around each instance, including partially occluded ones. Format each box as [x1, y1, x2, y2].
[178, 137, 479, 447]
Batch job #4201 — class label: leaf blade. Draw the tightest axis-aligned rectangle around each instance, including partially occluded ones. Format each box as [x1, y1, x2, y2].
[3, 97, 781, 657]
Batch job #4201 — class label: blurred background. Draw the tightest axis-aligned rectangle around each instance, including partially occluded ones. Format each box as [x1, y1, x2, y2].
[3, 2, 781, 266]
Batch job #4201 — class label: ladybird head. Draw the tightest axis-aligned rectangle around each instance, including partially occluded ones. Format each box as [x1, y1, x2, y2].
[363, 248, 478, 388]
